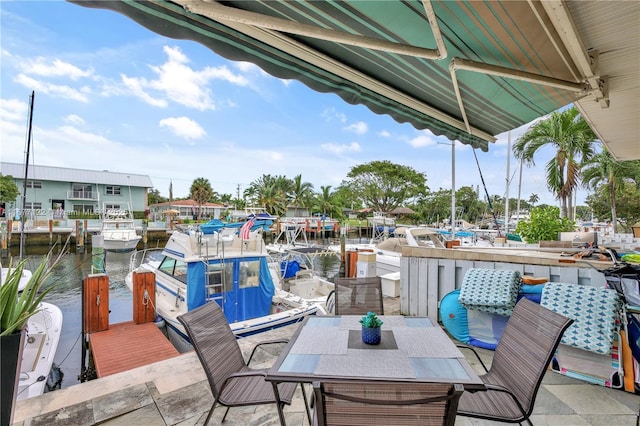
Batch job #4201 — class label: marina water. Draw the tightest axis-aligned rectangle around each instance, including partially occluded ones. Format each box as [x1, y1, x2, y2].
[10, 240, 343, 395]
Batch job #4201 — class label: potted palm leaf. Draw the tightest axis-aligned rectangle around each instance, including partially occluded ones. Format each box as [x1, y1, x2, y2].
[359, 311, 383, 345]
[1, 249, 65, 425]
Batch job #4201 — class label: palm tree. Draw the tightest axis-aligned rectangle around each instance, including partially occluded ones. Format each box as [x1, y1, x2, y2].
[190, 177, 213, 221]
[513, 107, 596, 219]
[528, 193, 539, 206]
[315, 185, 340, 218]
[581, 147, 640, 233]
[289, 174, 314, 215]
[244, 174, 291, 216]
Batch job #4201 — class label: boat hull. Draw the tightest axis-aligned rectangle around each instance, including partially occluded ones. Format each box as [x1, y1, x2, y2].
[17, 302, 63, 401]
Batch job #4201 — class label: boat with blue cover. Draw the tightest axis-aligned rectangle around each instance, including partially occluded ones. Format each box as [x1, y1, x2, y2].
[125, 224, 331, 352]
[199, 212, 275, 235]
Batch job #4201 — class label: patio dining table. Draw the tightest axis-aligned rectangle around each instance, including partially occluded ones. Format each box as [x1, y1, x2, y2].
[265, 315, 486, 425]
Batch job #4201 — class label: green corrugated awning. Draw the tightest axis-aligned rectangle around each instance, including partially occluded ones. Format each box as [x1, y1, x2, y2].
[71, 0, 603, 152]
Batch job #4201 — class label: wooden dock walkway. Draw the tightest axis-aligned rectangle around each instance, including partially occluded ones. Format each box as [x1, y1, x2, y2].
[89, 321, 179, 378]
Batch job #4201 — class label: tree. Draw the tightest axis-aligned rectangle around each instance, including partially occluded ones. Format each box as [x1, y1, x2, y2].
[515, 206, 576, 243]
[581, 147, 640, 233]
[513, 107, 596, 219]
[342, 161, 427, 214]
[147, 188, 167, 206]
[586, 181, 640, 232]
[528, 193, 539, 206]
[244, 174, 291, 216]
[314, 185, 342, 219]
[190, 177, 213, 221]
[289, 174, 315, 215]
[0, 174, 19, 207]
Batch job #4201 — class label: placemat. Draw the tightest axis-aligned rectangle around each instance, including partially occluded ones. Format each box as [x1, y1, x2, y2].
[393, 327, 464, 358]
[289, 326, 348, 355]
[339, 315, 406, 330]
[315, 349, 415, 379]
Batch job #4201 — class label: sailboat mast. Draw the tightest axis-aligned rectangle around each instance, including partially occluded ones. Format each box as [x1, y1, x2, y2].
[19, 91, 35, 260]
[504, 131, 511, 234]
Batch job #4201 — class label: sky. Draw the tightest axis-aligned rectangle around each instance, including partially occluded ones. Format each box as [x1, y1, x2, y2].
[0, 1, 590, 209]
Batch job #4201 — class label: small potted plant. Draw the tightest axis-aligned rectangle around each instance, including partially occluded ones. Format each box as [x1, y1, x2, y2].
[359, 311, 383, 345]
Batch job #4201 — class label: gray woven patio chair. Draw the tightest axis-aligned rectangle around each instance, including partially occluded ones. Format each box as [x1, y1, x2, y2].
[332, 277, 384, 315]
[456, 298, 573, 425]
[312, 380, 464, 426]
[177, 302, 310, 425]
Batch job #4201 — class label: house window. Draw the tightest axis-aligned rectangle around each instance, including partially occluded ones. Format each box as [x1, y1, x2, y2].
[26, 180, 42, 189]
[72, 184, 93, 199]
[25, 202, 42, 209]
[106, 186, 121, 195]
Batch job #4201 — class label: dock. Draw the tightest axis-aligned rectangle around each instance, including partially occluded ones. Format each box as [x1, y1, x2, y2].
[89, 321, 179, 378]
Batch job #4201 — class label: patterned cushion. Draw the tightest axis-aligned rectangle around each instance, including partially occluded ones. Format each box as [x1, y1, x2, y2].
[540, 283, 622, 355]
[458, 268, 522, 316]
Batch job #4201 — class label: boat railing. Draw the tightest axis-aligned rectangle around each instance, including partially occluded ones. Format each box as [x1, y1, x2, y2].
[128, 248, 164, 272]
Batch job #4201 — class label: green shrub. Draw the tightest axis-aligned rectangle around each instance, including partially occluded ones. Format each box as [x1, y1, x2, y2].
[515, 206, 576, 243]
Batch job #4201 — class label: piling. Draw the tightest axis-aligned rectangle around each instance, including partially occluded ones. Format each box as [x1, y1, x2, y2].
[91, 235, 105, 274]
[76, 220, 85, 254]
[132, 271, 156, 324]
[0, 221, 7, 258]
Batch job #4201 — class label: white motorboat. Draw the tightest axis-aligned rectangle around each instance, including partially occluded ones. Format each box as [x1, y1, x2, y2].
[125, 224, 330, 352]
[1, 261, 33, 292]
[17, 302, 63, 401]
[100, 203, 141, 253]
[328, 227, 447, 276]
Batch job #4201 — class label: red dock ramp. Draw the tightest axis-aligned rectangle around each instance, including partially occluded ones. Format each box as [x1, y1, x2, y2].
[89, 321, 179, 378]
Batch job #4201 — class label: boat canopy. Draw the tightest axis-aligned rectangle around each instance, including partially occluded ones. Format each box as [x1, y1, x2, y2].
[186, 256, 275, 324]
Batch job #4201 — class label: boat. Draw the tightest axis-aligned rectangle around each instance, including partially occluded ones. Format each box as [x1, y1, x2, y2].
[1, 261, 33, 292]
[199, 212, 276, 235]
[100, 203, 141, 252]
[328, 227, 447, 277]
[125, 224, 329, 352]
[17, 302, 63, 401]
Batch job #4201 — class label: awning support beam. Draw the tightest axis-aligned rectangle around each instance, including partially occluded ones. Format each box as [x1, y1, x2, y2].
[449, 57, 589, 134]
[185, 0, 446, 60]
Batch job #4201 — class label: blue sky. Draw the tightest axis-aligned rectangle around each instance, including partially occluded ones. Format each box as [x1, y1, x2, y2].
[0, 1, 588, 207]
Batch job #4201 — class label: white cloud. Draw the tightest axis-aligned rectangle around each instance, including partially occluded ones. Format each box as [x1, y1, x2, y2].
[55, 125, 113, 146]
[322, 108, 347, 123]
[408, 131, 436, 148]
[121, 75, 167, 107]
[320, 142, 361, 154]
[0, 98, 28, 122]
[14, 74, 90, 102]
[378, 130, 391, 138]
[21, 57, 93, 80]
[64, 114, 85, 125]
[159, 116, 206, 141]
[120, 45, 251, 111]
[344, 121, 368, 135]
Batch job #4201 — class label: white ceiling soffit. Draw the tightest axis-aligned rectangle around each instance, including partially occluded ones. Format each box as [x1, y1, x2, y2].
[558, 1, 640, 161]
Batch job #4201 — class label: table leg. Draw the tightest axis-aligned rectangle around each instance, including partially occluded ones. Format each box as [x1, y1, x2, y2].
[271, 382, 287, 426]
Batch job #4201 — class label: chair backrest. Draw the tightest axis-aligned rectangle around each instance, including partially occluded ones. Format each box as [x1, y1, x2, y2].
[177, 302, 246, 398]
[490, 298, 574, 416]
[313, 380, 463, 426]
[334, 277, 384, 315]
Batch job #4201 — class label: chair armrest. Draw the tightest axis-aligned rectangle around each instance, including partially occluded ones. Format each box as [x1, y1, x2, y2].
[248, 339, 290, 363]
[218, 369, 268, 396]
[456, 344, 489, 373]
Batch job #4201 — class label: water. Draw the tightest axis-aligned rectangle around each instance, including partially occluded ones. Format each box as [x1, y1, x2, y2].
[10, 239, 345, 393]
[8, 246, 134, 391]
